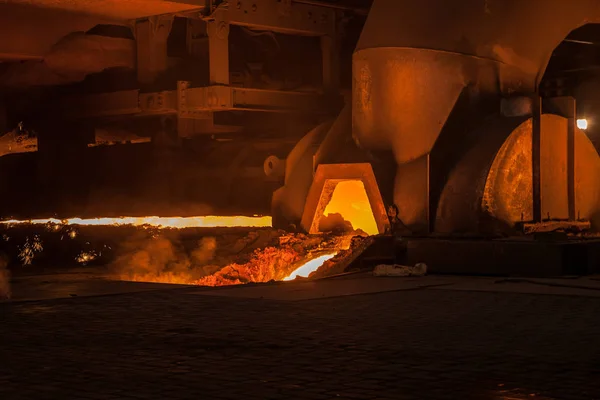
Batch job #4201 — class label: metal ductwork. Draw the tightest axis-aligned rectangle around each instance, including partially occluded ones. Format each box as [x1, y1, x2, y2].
[349, 0, 600, 234]
[353, 0, 600, 160]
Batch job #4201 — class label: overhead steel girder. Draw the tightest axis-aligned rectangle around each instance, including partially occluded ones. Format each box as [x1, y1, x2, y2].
[60, 82, 339, 119]
[205, 0, 337, 37]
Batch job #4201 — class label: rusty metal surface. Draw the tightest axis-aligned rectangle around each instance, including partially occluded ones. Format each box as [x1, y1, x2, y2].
[434, 114, 525, 235]
[353, 48, 468, 162]
[350, 0, 600, 237]
[393, 155, 429, 234]
[209, 0, 337, 36]
[60, 84, 335, 119]
[546, 97, 578, 221]
[272, 101, 389, 231]
[352, 0, 600, 162]
[483, 114, 600, 231]
[531, 96, 542, 223]
[272, 120, 333, 228]
[522, 220, 591, 235]
[357, 0, 600, 90]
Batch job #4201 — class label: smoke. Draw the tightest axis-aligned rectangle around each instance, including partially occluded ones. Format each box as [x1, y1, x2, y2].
[109, 228, 356, 287]
[110, 233, 219, 285]
[0, 258, 10, 299]
[191, 237, 217, 264]
[109, 229, 307, 286]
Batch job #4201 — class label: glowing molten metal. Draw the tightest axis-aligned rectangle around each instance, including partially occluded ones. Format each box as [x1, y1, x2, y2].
[284, 253, 337, 281]
[0, 215, 272, 228]
[322, 180, 378, 235]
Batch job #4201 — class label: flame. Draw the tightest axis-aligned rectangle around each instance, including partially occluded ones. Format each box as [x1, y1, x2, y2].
[284, 252, 337, 281]
[0, 215, 272, 229]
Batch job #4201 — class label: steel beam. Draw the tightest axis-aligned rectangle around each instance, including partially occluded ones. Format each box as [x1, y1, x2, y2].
[207, 0, 336, 36]
[60, 83, 337, 119]
[321, 34, 340, 95]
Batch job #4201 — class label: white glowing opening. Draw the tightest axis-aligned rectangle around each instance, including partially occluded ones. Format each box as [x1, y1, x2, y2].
[0, 216, 272, 229]
[577, 118, 588, 130]
[284, 253, 337, 281]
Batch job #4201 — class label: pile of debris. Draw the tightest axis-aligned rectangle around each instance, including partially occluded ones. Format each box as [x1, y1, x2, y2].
[0, 221, 372, 287]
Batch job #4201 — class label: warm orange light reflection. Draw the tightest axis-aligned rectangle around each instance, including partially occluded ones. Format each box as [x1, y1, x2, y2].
[322, 180, 378, 235]
[0, 215, 272, 229]
[284, 253, 337, 281]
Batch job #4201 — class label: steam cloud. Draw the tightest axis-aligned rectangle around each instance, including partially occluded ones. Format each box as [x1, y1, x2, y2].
[108, 229, 319, 286]
[110, 233, 219, 284]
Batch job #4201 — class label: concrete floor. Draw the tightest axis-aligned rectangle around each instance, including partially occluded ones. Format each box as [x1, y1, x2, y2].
[2, 270, 600, 399]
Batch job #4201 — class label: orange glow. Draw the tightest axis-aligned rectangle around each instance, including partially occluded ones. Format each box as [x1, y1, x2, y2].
[322, 180, 378, 235]
[284, 253, 337, 281]
[0, 216, 272, 229]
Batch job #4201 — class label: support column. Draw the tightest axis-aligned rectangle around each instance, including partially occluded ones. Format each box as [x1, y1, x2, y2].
[135, 15, 174, 86]
[393, 154, 430, 235]
[207, 18, 230, 85]
[531, 95, 542, 223]
[546, 96, 577, 221]
[321, 34, 340, 95]
[567, 101, 576, 221]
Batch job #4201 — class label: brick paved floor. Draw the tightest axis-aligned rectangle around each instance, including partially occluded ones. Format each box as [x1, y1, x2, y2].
[1, 282, 600, 399]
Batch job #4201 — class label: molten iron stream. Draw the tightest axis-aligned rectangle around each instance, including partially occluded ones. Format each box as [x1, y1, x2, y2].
[284, 253, 337, 281]
[0, 215, 272, 228]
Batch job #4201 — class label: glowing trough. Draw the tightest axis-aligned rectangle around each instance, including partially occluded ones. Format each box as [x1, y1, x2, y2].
[0, 215, 272, 229]
[284, 253, 337, 281]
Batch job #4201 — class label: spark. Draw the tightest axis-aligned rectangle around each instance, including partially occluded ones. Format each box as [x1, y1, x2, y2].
[18, 236, 44, 266]
[76, 251, 99, 265]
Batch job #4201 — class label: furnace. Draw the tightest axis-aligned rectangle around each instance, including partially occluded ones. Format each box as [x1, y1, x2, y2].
[2, 0, 600, 278]
[320, 180, 378, 235]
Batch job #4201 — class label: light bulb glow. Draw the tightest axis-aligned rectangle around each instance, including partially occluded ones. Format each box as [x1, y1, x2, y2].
[577, 118, 588, 130]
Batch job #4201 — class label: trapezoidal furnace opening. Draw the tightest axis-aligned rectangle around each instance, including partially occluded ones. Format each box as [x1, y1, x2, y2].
[301, 163, 390, 235]
[318, 180, 378, 235]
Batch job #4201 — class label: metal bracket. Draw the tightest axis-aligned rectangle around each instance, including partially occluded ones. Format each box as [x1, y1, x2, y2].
[177, 81, 214, 137]
[206, 15, 230, 85]
[134, 15, 175, 85]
